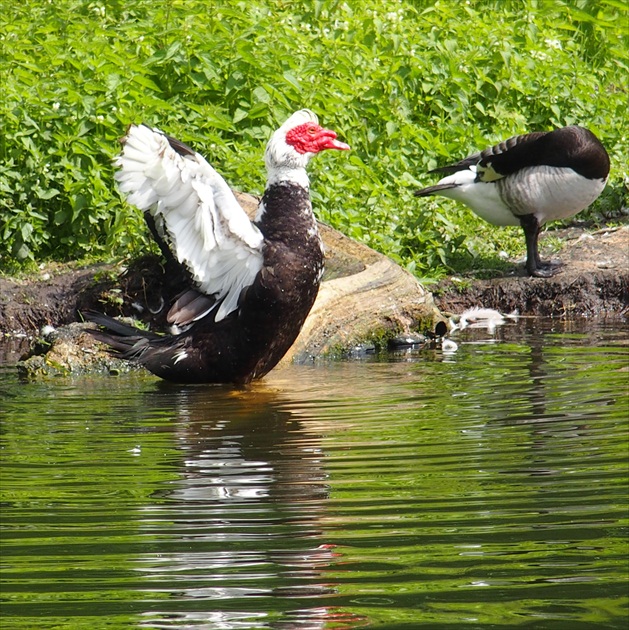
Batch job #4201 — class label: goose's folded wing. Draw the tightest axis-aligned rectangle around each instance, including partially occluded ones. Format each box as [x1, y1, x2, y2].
[431, 131, 548, 181]
[114, 124, 264, 324]
[475, 131, 548, 181]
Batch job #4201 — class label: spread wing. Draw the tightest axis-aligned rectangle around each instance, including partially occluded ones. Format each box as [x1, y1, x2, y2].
[114, 124, 264, 324]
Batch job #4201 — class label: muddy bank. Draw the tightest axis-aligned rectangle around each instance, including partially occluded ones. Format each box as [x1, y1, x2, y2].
[434, 226, 628, 318]
[1, 220, 626, 375]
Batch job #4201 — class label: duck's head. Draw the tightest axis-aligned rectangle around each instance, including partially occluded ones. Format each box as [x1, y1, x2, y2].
[265, 109, 350, 180]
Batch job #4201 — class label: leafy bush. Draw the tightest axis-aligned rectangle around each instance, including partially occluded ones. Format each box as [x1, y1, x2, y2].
[1, 0, 627, 276]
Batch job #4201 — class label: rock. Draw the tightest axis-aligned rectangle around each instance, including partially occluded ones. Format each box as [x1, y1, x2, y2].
[16, 322, 136, 379]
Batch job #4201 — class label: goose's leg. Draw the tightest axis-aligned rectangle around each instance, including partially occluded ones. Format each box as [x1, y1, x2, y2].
[520, 214, 562, 277]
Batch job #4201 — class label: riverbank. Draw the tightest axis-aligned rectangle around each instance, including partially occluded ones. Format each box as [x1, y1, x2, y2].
[1, 222, 627, 375]
[433, 225, 628, 319]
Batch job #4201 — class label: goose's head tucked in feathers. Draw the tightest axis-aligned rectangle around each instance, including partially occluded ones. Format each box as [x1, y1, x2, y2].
[413, 125, 610, 277]
[265, 109, 350, 186]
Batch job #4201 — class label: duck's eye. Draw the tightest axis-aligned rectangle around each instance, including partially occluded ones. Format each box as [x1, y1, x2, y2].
[307, 125, 317, 134]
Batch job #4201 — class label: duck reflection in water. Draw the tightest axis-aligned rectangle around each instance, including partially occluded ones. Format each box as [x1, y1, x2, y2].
[133, 384, 366, 630]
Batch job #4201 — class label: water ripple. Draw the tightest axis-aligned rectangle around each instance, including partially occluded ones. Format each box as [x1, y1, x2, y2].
[1, 320, 627, 629]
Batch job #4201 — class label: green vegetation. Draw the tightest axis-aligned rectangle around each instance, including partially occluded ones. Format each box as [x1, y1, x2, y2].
[2, 0, 627, 278]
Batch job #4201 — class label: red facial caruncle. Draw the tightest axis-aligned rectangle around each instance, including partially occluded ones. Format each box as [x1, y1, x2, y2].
[285, 122, 350, 154]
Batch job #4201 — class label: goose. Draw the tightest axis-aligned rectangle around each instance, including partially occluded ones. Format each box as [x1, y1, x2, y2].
[86, 109, 349, 383]
[414, 125, 610, 276]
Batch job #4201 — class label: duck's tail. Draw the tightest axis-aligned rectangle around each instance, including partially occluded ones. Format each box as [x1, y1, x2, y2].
[83, 311, 159, 359]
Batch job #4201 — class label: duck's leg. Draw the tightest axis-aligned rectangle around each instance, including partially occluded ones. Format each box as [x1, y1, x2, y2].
[519, 214, 562, 277]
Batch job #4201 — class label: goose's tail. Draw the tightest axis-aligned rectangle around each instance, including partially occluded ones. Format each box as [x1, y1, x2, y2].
[414, 183, 459, 197]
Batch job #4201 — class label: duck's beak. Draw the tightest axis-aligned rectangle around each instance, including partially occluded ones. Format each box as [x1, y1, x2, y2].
[318, 129, 351, 151]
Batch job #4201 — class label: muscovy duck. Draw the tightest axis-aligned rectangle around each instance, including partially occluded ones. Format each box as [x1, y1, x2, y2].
[87, 109, 349, 383]
[414, 125, 610, 276]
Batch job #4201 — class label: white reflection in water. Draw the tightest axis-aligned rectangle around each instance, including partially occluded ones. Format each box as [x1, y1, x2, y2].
[133, 386, 358, 629]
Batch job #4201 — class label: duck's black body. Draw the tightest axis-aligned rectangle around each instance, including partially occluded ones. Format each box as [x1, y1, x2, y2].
[87, 110, 348, 384]
[89, 185, 322, 384]
[415, 126, 610, 276]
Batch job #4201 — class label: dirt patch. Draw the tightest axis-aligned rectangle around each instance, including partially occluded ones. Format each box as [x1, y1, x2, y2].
[0, 263, 111, 336]
[434, 226, 628, 318]
[1, 225, 626, 348]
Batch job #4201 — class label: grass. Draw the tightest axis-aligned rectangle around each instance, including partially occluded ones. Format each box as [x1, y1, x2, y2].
[1, 0, 627, 279]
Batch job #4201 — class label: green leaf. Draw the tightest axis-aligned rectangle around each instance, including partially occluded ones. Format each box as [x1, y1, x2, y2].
[131, 74, 162, 92]
[36, 188, 61, 200]
[232, 108, 248, 123]
[252, 86, 270, 104]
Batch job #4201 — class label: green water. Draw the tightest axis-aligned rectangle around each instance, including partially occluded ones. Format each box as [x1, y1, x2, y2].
[1, 319, 628, 629]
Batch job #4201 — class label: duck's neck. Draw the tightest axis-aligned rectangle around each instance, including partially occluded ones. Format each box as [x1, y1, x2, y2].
[264, 164, 310, 190]
[256, 179, 318, 244]
[255, 165, 312, 225]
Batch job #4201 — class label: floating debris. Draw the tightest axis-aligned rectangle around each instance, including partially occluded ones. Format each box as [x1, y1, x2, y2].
[450, 307, 518, 333]
[388, 333, 427, 349]
[441, 338, 459, 354]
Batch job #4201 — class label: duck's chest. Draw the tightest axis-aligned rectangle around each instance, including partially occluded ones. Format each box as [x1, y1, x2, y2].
[258, 226, 324, 306]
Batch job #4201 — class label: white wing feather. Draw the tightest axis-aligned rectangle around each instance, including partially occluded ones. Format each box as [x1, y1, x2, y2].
[114, 125, 264, 322]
